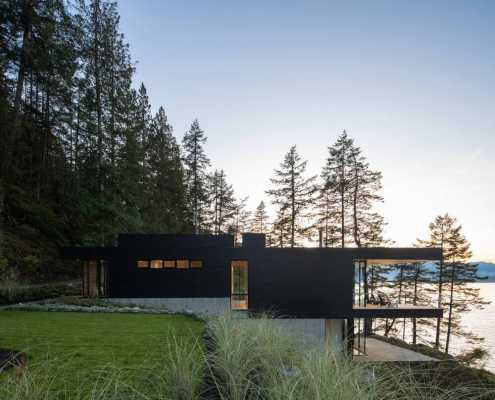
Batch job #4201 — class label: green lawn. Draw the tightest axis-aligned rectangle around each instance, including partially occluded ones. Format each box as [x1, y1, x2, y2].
[0, 310, 204, 397]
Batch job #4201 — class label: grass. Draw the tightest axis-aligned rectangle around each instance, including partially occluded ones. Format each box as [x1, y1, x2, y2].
[1, 311, 494, 399]
[0, 310, 204, 397]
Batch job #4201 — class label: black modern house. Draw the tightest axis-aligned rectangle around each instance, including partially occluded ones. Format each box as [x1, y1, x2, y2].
[62, 233, 443, 355]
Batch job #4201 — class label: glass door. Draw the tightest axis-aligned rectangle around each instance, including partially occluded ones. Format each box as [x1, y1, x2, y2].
[231, 261, 248, 310]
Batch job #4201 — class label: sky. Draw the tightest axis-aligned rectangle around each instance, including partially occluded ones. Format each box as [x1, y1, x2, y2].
[116, 0, 495, 261]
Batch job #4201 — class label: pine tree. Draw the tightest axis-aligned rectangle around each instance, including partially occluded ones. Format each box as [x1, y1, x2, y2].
[209, 169, 236, 235]
[350, 153, 386, 247]
[229, 196, 251, 246]
[266, 146, 317, 248]
[143, 106, 187, 233]
[321, 131, 386, 248]
[251, 201, 269, 234]
[315, 185, 340, 247]
[321, 131, 357, 248]
[418, 214, 488, 352]
[402, 261, 436, 345]
[182, 119, 210, 233]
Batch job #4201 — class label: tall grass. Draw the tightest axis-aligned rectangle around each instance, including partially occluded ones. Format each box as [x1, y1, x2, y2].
[1, 313, 493, 400]
[205, 314, 297, 400]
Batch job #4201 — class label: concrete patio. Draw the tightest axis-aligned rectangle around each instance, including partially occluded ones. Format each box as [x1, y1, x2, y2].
[354, 338, 438, 362]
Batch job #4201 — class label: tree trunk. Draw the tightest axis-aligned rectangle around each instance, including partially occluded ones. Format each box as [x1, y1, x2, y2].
[4, 0, 32, 176]
[445, 265, 456, 353]
[435, 250, 444, 349]
[352, 158, 361, 247]
[340, 181, 345, 248]
[92, 0, 104, 245]
[37, 89, 50, 201]
[13, 0, 32, 118]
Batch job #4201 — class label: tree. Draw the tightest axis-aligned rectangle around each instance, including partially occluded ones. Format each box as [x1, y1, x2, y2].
[182, 119, 210, 233]
[402, 261, 436, 345]
[142, 106, 187, 233]
[251, 201, 269, 234]
[266, 146, 317, 248]
[315, 185, 341, 247]
[321, 131, 356, 248]
[418, 214, 488, 352]
[209, 169, 236, 235]
[350, 153, 386, 247]
[0, 0, 197, 279]
[321, 131, 386, 248]
[229, 196, 251, 246]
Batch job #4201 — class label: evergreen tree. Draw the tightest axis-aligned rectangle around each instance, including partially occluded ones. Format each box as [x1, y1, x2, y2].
[0, 0, 194, 278]
[229, 196, 251, 246]
[315, 185, 341, 247]
[418, 214, 488, 352]
[209, 169, 236, 235]
[350, 152, 386, 247]
[266, 146, 317, 248]
[251, 201, 269, 234]
[321, 131, 386, 248]
[141, 106, 187, 233]
[182, 119, 210, 233]
[402, 261, 436, 345]
[321, 131, 357, 247]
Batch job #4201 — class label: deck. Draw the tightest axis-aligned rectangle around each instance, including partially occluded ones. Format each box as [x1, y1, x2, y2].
[354, 338, 438, 362]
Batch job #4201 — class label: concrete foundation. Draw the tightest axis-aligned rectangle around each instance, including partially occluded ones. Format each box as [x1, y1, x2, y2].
[106, 297, 230, 316]
[106, 297, 345, 352]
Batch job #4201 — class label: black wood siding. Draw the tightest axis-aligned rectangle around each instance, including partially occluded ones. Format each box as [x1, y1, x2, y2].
[247, 249, 354, 318]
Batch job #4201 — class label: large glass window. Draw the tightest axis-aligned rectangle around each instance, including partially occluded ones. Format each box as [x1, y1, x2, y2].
[190, 260, 203, 269]
[231, 260, 248, 310]
[137, 260, 149, 269]
[163, 260, 175, 269]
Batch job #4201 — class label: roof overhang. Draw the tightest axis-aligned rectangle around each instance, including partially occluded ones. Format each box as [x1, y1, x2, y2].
[353, 247, 442, 261]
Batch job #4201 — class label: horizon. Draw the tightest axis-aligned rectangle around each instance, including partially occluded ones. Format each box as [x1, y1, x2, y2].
[116, 0, 494, 261]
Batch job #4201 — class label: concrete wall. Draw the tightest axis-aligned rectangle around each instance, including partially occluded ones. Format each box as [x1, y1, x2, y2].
[106, 297, 345, 352]
[240, 318, 345, 351]
[106, 297, 230, 316]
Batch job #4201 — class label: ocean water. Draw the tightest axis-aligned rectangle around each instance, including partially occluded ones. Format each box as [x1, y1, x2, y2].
[375, 282, 495, 372]
[455, 282, 495, 372]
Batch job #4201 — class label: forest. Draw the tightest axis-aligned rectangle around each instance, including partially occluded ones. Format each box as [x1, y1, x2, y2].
[0, 0, 487, 355]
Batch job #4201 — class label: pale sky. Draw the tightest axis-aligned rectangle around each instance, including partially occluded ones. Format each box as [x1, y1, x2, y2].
[117, 0, 495, 261]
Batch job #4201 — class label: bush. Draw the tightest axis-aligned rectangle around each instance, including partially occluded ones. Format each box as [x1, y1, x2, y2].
[0, 281, 80, 305]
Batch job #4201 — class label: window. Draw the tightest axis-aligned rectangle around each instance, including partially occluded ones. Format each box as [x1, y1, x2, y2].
[137, 260, 149, 269]
[190, 260, 203, 269]
[231, 260, 248, 310]
[177, 259, 189, 269]
[163, 260, 175, 269]
[150, 260, 163, 269]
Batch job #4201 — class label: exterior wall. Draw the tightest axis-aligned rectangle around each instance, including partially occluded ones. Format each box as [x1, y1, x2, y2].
[106, 297, 230, 316]
[62, 233, 442, 320]
[108, 240, 233, 299]
[240, 318, 346, 351]
[325, 319, 345, 353]
[270, 318, 326, 347]
[248, 249, 354, 318]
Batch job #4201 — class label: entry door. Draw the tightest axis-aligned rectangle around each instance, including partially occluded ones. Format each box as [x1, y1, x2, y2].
[231, 261, 248, 310]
